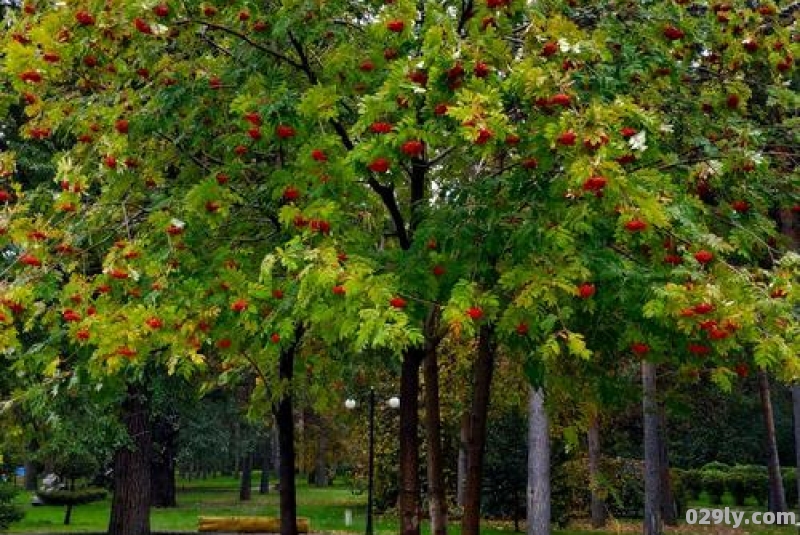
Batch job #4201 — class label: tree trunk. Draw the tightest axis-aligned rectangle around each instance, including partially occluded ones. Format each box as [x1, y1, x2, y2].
[24, 439, 39, 492]
[527, 386, 550, 535]
[398, 347, 424, 535]
[461, 326, 496, 535]
[314, 420, 328, 487]
[759, 370, 787, 513]
[457, 410, 469, 507]
[150, 414, 178, 508]
[587, 413, 605, 529]
[108, 384, 152, 535]
[642, 361, 661, 535]
[240, 453, 253, 501]
[658, 404, 676, 525]
[260, 435, 270, 495]
[272, 427, 281, 492]
[423, 324, 447, 535]
[274, 333, 301, 535]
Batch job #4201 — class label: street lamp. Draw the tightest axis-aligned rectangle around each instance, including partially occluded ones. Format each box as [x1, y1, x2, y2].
[345, 388, 399, 535]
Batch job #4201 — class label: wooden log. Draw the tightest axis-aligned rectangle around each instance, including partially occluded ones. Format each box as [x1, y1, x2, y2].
[198, 516, 310, 533]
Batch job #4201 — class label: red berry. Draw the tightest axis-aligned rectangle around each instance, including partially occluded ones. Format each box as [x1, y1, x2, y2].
[276, 125, 296, 139]
[43, 52, 60, 63]
[253, 21, 269, 32]
[390, 297, 407, 309]
[203, 6, 217, 16]
[694, 250, 714, 264]
[209, 77, 222, 89]
[272, 289, 284, 299]
[238, 10, 250, 21]
[283, 186, 301, 201]
[557, 131, 577, 146]
[216, 173, 229, 185]
[434, 103, 449, 116]
[19, 70, 43, 83]
[153, 4, 169, 17]
[217, 338, 231, 349]
[116, 347, 137, 358]
[166, 224, 184, 236]
[726, 94, 740, 109]
[550, 93, 571, 106]
[771, 288, 787, 299]
[244, 112, 262, 126]
[0, 190, 12, 203]
[311, 149, 327, 162]
[234, 145, 248, 156]
[578, 283, 595, 299]
[387, 19, 405, 32]
[522, 158, 539, 169]
[631, 342, 650, 356]
[663, 25, 685, 41]
[743, 39, 758, 52]
[146, 317, 163, 329]
[408, 70, 428, 86]
[505, 134, 521, 145]
[474, 62, 490, 78]
[624, 219, 647, 232]
[620, 127, 638, 138]
[731, 200, 750, 213]
[475, 128, 493, 145]
[115, 119, 129, 134]
[134, 18, 153, 34]
[688, 343, 710, 356]
[466, 307, 483, 320]
[110, 268, 129, 279]
[76, 329, 90, 341]
[664, 254, 683, 266]
[693, 302, 714, 314]
[432, 265, 446, 277]
[359, 60, 375, 72]
[205, 201, 220, 213]
[516, 322, 529, 335]
[75, 10, 95, 26]
[19, 253, 42, 267]
[231, 299, 248, 312]
[368, 157, 391, 173]
[247, 127, 262, 140]
[541, 42, 558, 57]
[582, 176, 607, 192]
[370, 122, 393, 134]
[401, 140, 424, 158]
[63, 309, 82, 322]
[734, 363, 749, 378]
[332, 285, 346, 295]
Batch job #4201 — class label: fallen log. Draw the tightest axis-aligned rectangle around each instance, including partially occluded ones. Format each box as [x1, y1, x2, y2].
[198, 516, 310, 533]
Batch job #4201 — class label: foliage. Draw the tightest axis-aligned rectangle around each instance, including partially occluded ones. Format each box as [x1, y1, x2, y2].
[0, 483, 24, 531]
[481, 408, 526, 522]
[35, 488, 107, 507]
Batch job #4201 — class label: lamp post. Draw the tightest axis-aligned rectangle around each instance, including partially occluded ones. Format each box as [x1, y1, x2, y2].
[346, 389, 400, 535]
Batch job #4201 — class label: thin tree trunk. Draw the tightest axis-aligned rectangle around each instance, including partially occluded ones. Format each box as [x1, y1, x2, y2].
[759, 370, 787, 513]
[314, 419, 328, 487]
[24, 439, 38, 492]
[272, 427, 281, 492]
[108, 384, 151, 535]
[240, 453, 253, 501]
[658, 404, 676, 525]
[423, 317, 447, 535]
[527, 386, 550, 535]
[399, 347, 424, 535]
[274, 332, 302, 535]
[642, 361, 662, 535]
[587, 413, 605, 529]
[461, 325, 496, 535]
[260, 435, 270, 494]
[457, 410, 469, 507]
[64, 504, 73, 526]
[150, 414, 178, 508]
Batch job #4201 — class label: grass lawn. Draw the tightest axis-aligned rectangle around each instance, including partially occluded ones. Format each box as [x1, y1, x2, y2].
[5, 475, 798, 535]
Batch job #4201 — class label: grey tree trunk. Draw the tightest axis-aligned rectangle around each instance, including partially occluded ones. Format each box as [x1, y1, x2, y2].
[272, 427, 281, 491]
[423, 330, 447, 535]
[759, 370, 787, 513]
[527, 386, 550, 535]
[587, 414, 605, 528]
[642, 361, 662, 535]
[457, 410, 469, 507]
[314, 421, 328, 487]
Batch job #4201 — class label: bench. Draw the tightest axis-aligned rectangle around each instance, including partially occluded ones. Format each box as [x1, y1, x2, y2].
[198, 516, 310, 533]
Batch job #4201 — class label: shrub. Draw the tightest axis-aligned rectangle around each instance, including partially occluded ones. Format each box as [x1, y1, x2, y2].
[781, 468, 797, 508]
[682, 469, 703, 501]
[0, 483, 24, 531]
[700, 470, 726, 505]
[36, 488, 107, 506]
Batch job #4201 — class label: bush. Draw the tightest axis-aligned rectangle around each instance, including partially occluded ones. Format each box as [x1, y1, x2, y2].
[729, 465, 768, 506]
[701, 470, 726, 505]
[36, 488, 107, 506]
[782, 468, 797, 508]
[0, 483, 24, 531]
[682, 469, 703, 501]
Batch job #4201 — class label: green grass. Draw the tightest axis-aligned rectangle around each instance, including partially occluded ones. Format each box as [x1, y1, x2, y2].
[5, 475, 798, 535]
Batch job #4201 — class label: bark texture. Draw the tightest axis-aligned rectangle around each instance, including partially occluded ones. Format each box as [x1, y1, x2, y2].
[108, 385, 152, 535]
[642, 362, 662, 535]
[398, 347, 424, 535]
[423, 314, 447, 535]
[527, 386, 550, 535]
[461, 326, 496, 535]
[587, 413, 605, 529]
[759, 370, 787, 513]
